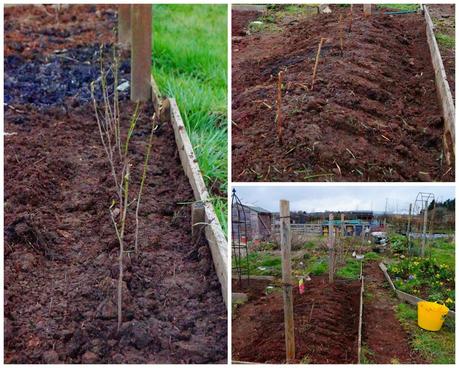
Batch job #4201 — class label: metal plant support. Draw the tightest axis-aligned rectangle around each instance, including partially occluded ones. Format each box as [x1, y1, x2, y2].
[410, 192, 435, 257]
[232, 189, 250, 287]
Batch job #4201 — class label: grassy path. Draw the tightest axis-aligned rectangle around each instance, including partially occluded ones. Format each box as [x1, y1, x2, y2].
[152, 4, 228, 232]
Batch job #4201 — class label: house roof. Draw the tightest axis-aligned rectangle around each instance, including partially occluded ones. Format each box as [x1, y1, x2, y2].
[242, 204, 271, 214]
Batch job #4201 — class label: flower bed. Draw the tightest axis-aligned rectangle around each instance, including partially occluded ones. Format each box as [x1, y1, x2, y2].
[388, 258, 455, 310]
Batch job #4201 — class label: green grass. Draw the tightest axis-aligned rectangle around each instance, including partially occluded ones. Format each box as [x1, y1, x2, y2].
[306, 257, 328, 276]
[396, 303, 455, 364]
[431, 240, 455, 268]
[241, 253, 282, 277]
[336, 258, 362, 280]
[377, 4, 420, 11]
[435, 33, 455, 49]
[152, 5, 227, 232]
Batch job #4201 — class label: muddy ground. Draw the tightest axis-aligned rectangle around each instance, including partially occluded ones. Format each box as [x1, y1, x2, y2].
[4, 5, 226, 363]
[232, 6, 454, 182]
[232, 277, 360, 363]
[362, 262, 423, 364]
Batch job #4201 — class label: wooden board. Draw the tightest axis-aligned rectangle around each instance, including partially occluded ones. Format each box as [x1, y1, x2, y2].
[232, 274, 275, 281]
[167, 97, 228, 305]
[380, 263, 455, 319]
[423, 5, 455, 165]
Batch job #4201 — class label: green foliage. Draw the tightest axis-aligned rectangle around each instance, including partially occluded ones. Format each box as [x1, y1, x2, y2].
[336, 259, 361, 280]
[152, 4, 227, 230]
[308, 259, 328, 276]
[364, 251, 382, 261]
[396, 303, 455, 364]
[243, 253, 282, 277]
[257, 242, 278, 251]
[377, 4, 420, 11]
[436, 33, 455, 49]
[303, 241, 316, 249]
[389, 258, 455, 309]
[390, 233, 408, 253]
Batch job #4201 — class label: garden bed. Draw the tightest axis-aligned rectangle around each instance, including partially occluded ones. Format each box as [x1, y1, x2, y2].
[232, 276, 360, 363]
[4, 5, 226, 363]
[232, 6, 454, 181]
[362, 262, 424, 363]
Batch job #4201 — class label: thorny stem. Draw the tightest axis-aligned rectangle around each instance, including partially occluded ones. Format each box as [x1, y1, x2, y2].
[134, 114, 157, 253]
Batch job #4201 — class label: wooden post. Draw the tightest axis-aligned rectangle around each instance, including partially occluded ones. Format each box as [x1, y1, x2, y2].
[421, 200, 428, 257]
[280, 200, 295, 363]
[191, 202, 205, 244]
[118, 4, 131, 46]
[131, 4, 152, 102]
[364, 4, 372, 16]
[328, 213, 335, 283]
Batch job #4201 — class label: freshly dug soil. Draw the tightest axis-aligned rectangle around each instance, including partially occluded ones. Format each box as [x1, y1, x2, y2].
[362, 262, 424, 364]
[4, 5, 116, 58]
[232, 7, 454, 182]
[4, 5, 226, 364]
[232, 277, 360, 363]
[232, 9, 263, 36]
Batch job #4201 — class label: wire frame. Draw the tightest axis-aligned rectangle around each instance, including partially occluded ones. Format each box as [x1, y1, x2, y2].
[231, 188, 250, 287]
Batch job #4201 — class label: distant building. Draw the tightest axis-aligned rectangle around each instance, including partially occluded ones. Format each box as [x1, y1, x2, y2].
[232, 203, 272, 242]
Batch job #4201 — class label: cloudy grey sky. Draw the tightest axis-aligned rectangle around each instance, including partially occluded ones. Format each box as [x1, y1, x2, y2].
[233, 185, 455, 214]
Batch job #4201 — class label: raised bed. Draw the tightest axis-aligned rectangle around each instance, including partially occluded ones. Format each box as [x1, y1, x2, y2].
[232, 277, 361, 363]
[380, 262, 455, 319]
[4, 5, 226, 364]
[232, 6, 454, 181]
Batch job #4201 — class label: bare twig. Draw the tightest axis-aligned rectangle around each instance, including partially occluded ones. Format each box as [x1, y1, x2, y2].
[276, 70, 284, 144]
[339, 15, 344, 56]
[311, 38, 327, 91]
[134, 114, 157, 253]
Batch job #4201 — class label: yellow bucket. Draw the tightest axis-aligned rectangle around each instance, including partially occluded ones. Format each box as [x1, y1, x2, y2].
[417, 301, 449, 331]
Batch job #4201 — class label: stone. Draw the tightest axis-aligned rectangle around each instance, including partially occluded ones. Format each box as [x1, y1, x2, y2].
[81, 351, 99, 364]
[42, 350, 59, 364]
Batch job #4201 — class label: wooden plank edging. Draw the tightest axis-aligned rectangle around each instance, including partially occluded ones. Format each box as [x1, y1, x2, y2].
[165, 96, 228, 305]
[423, 5, 455, 165]
[379, 262, 455, 319]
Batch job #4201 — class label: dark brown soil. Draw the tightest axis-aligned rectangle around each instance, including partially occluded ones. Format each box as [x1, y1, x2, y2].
[362, 262, 424, 363]
[4, 5, 116, 58]
[232, 9, 263, 36]
[4, 5, 226, 364]
[232, 7, 454, 182]
[232, 276, 360, 363]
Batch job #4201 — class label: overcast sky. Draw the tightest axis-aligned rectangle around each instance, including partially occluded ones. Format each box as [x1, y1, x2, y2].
[233, 185, 455, 214]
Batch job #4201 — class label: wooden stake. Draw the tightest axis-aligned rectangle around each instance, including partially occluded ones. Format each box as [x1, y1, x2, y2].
[280, 199, 295, 363]
[118, 4, 131, 46]
[328, 213, 335, 283]
[348, 6, 353, 33]
[364, 4, 372, 16]
[339, 14, 344, 56]
[276, 70, 284, 144]
[131, 4, 152, 102]
[311, 38, 326, 91]
[191, 202, 206, 244]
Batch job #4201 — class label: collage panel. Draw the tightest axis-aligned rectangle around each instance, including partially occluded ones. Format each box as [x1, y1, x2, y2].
[4, 3, 227, 364]
[231, 185, 455, 364]
[231, 4, 454, 182]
